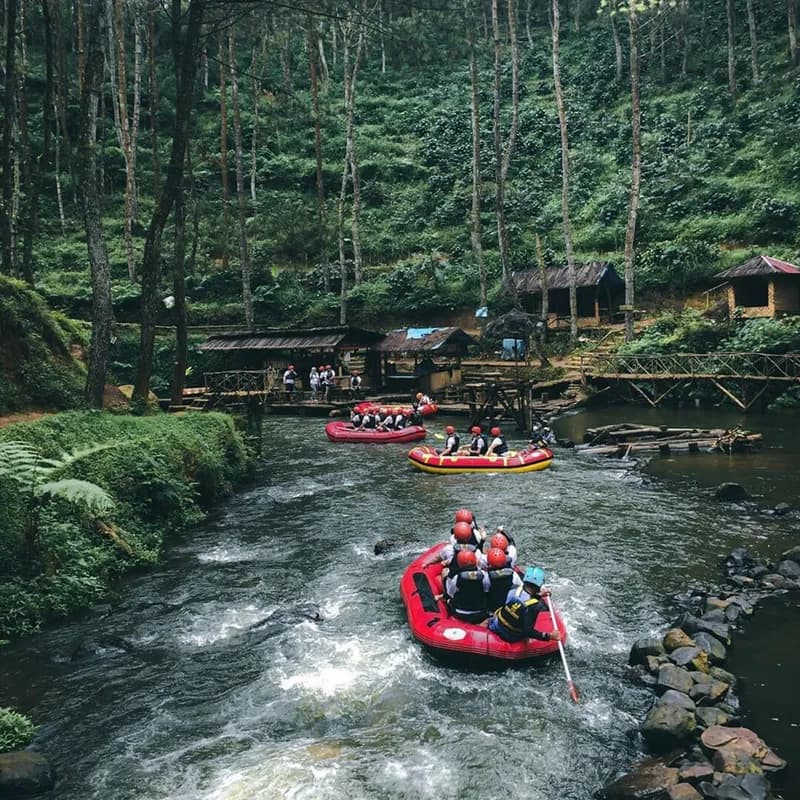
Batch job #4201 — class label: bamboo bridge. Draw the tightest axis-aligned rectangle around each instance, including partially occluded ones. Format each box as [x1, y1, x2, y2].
[580, 352, 800, 410]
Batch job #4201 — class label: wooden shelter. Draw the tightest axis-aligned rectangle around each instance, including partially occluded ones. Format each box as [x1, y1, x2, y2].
[512, 261, 624, 328]
[372, 327, 476, 394]
[714, 255, 800, 318]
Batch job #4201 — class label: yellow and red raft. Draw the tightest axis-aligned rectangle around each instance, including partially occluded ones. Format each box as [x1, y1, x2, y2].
[407, 444, 554, 474]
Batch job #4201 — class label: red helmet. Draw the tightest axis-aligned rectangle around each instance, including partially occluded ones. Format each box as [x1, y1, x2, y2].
[453, 521, 473, 543]
[445, 425, 455, 434]
[490, 532, 509, 551]
[454, 508, 474, 524]
[470, 426, 481, 434]
[487, 547, 507, 569]
[456, 550, 478, 569]
[491, 426, 501, 436]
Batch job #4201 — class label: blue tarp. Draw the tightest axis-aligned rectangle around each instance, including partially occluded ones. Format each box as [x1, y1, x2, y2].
[501, 338, 525, 360]
[406, 327, 441, 339]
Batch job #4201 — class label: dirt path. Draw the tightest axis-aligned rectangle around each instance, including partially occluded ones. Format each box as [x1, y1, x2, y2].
[0, 410, 54, 428]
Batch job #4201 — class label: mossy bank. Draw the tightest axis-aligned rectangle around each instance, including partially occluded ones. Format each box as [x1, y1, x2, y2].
[0, 411, 251, 641]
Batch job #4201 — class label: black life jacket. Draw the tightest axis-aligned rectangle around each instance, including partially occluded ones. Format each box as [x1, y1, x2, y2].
[493, 435, 509, 455]
[495, 590, 540, 639]
[351, 413, 362, 427]
[451, 570, 487, 614]
[444, 434, 460, 452]
[447, 543, 479, 575]
[362, 414, 376, 428]
[486, 568, 515, 612]
[470, 434, 488, 454]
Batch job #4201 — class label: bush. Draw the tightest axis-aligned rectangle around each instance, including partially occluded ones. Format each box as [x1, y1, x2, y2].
[619, 310, 726, 354]
[0, 707, 35, 752]
[720, 317, 800, 354]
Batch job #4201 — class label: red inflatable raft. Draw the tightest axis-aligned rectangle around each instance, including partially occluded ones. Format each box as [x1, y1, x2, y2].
[325, 420, 427, 444]
[400, 543, 566, 665]
[407, 445, 554, 474]
[353, 400, 438, 419]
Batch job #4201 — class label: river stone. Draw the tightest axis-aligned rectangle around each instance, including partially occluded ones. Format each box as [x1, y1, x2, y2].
[646, 655, 665, 674]
[705, 597, 731, 612]
[658, 664, 695, 695]
[727, 596, 754, 615]
[709, 667, 737, 687]
[760, 573, 792, 589]
[696, 707, 733, 728]
[0, 752, 55, 797]
[777, 559, 800, 580]
[748, 565, 769, 580]
[642, 705, 697, 751]
[677, 762, 714, 782]
[658, 690, 696, 712]
[693, 632, 727, 665]
[373, 539, 395, 555]
[665, 783, 702, 800]
[711, 773, 770, 800]
[669, 647, 709, 672]
[729, 575, 755, 588]
[689, 671, 714, 685]
[690, 680, 729, 705]
[700, 608, 728, 624]
[604, 763, 680, 800]
[664, 628, 696, 652]
[781, 544, 800, 564]
[726, 547, 754, 568]
[691, 619, 731, 645]
[630, 637, 667, 665]
[701, 726, 764, 752]
[715, 483, 750, 502]
[723, 604, 742, 623]
[712, 744, 763, 776]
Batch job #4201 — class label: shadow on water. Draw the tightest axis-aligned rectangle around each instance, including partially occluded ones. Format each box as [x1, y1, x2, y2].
[0, 406, 798, 799]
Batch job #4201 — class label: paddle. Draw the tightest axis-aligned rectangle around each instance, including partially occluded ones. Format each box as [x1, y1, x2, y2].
[545, 590, 580, 704]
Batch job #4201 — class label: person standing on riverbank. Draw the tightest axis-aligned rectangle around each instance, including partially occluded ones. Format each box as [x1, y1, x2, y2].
[283, 365, 299, 402]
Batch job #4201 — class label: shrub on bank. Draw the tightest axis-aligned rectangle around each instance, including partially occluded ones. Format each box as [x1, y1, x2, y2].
[0, 412, 251, 639]
[0, 708, 35, 753]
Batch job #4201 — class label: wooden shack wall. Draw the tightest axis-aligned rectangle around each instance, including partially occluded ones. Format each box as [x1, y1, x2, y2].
[772, 275, 800, 315]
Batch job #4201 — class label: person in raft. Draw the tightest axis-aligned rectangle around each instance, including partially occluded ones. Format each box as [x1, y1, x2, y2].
[437, 425, 460, 455]
[356, 410, 377, 430]
[444, 550, 490, 624]
[484, 546, 522, 612]
[485, 527, 517, 568]
[484, 566, 562, 643]
[414, 391, 433, 407]
[486, 426, 509, 456]
[392, 409, 408, 429]
[349, 409, 363, 428]
[461, 425, 488, 456]
[282, 365, 299, 401]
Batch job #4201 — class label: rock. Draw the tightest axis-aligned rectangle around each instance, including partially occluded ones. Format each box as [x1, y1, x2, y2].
[748, 565, 769, 580]
[723, 604, 742, 623]
[625, 665, 658, 688]
[772, 503, 792, 516]
[776, 559, 800, 580]
[705, 597, 731, 612]
[760, 573, 792, 589]
[677, 762, 714, 783]
[715, 483, 750, 502]
[700, 608, 728, 624]
[760, 748, 786, 772]
[658, 664, 696, 695]
[711, 744, 763, 776]
[683, 617, 731, 645]
[710, 773, 770, 800]
[646, 655, 665, 674]
[693, 632, 727, 665]
[690, 680, 729, 705]
[0, 752, 55, 797]
[373, 539, 395, 555]
[642, 705, 697, 751]
[670, 647, 709, 672]
[781, 544, 800, 564]
[664, 629, 697, 652]
[696, 707, 733, 728]
[604, 762, 680, 800]
[709, 667, 737, 687]
[701, 726, 764, 752]
[666, 783, 702, 800]
[630, 637, 667, 665]
[727, 596, 754, 615]
[729, 575, 755, 588]
[658, 690, 696, 712]
[689, 671, 714, 685]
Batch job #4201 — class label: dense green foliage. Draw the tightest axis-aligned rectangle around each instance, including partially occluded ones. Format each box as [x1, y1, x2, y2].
[1, 1, 795, 330]
[0, 707, 36, 753]
[0, 412, 250, 639]
[0, 276, 86, 414]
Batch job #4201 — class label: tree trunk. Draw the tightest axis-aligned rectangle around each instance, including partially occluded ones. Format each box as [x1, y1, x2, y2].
[552, 0, 577, 343]
[133, 0, 204, 404]
[80, 0, 114, 408]
[147, 0, 160, 195]
[379, 0, 386, 72]
[727, 0, 736, 98]
[307, 18, 325, 228]
[218, 34, 230, 269]
[468, 11, 487, 308]
[0, 0, 18, 274]
[318, 26, 329, 81]
[790, 0, 799, 66]
[229, 27, 254, 330]
[249, 43, 260, 205]
[525, 0, 533, 48]
[491, 0, 511, 290]
[623, 0, 641, 343]
[611, 13, 623, 83]
[53, 0, 74, 187]
[169, 170, 187, 406]
[745, 0, 759, 83]
[17, 0, 36, 284]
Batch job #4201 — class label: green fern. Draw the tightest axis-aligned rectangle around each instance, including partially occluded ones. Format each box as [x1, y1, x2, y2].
[36, 479, 115, 514]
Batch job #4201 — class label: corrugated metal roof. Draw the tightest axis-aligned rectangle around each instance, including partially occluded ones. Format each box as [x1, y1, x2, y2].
[715, 255, 800, 279]
[198, 326, 383, 352]
[512, 261, 622, 293]
[373, 327, 476, 353]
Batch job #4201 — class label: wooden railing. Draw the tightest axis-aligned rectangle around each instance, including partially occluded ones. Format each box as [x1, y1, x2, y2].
[581, 352, 800, 381]
[204, 370, 276, 395]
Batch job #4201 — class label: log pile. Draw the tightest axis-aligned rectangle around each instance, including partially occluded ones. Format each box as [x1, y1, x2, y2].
[577, 423, 762, 458]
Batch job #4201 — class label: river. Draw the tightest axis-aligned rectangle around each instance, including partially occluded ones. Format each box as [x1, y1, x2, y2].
[0, 406, 798, 799]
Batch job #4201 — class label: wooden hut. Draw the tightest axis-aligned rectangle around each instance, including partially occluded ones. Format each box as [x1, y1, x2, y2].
[714, 255, 800, 318]
[512, 261, 624, 328]
[373, 327, 476, 394]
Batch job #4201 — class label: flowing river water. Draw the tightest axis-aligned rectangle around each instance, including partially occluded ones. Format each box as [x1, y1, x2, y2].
[1, 406, 799, 799]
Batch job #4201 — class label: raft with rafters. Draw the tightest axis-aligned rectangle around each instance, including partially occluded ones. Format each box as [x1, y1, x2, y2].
[400, 542, 566, 665]
[353, 400, 438, 419]
[325, 420, 427, 444]
[406, 444, 554, 474]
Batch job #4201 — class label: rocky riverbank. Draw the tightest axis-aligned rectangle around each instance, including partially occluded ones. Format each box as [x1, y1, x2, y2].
[603, 542, 800, 800]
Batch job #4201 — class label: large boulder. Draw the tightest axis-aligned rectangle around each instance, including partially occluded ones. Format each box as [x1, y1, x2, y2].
[657, 664, 695, 695]
[658, 690, 696, 713]
[780, 544, 800, 564]
[664, 629, 696, 652]
[776, 559, 800, 580]
[669, 647, 709, 672]
[692, 632, 727, 665]
[604, 761, 680, 800]
[630, 637, 667, 666]
[0, 752, 55, 797]
[665, 783, 702, 800]
[642, 704, 697, 751]
[714, 483, 750, 502]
